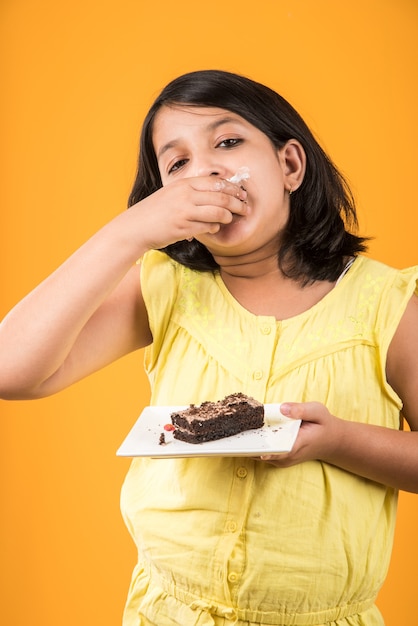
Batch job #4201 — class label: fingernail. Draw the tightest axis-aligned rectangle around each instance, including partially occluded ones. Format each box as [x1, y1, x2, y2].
[280, 403, 291, 415]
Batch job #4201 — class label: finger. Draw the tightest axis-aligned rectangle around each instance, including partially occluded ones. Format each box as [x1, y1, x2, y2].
[190, 177, 248, 203]
[212, 179, 248, 202]
[186, 204, 245, 227]
[280, 401, 327, 424]
[258, 455, 290, 467]
[194, 192, 249, 217]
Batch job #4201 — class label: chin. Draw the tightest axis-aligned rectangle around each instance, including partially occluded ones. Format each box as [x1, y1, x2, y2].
[202, 221, 251, 252]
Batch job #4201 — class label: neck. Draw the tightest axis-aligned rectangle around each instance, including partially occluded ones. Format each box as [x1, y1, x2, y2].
[214, 249, 284, 282]
[214, 251, 336, 320]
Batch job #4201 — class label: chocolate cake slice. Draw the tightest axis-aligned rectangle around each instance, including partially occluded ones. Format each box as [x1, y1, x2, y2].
[170, 392, 264, 444]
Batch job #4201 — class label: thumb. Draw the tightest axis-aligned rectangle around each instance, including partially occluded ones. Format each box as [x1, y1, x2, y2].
[280, 401, 324, 422]
[279, 402, 303, 419]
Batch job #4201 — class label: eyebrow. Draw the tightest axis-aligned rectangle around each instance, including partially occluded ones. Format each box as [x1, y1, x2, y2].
[156, 115, 243, 160]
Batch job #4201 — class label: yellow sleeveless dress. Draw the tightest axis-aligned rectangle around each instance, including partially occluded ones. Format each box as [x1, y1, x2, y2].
[121, 250, 418, 626]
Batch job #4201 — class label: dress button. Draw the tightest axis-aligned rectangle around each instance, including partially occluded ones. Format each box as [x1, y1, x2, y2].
[228, 572, 238, 583]
[260, 324, 271, 335]
[226, 520, 237, 532]
[237, 467, 248, 478]
[253, 369, 263, 380]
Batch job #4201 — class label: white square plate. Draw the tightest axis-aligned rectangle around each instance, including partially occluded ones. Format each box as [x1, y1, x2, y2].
[117, 404, 301, 458]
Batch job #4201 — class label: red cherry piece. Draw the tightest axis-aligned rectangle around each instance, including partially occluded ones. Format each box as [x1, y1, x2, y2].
[164, 423, 176, 431]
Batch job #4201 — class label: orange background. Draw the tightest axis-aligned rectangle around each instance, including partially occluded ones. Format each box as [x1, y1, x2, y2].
[1, 1, 417, 624]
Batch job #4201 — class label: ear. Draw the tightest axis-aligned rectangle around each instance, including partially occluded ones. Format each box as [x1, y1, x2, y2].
[279, 139, 306, 193]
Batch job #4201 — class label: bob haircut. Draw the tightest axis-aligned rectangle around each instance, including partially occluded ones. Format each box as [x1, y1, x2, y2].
[128, 69, 368, 283]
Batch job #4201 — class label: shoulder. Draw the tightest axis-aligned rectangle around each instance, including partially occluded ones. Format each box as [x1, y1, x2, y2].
[140, 250, 218, 336]
[140, 250, 182, 298]
[140, 249, 216, 297]
[348, 256, 418, 317]
[141, 249, 179, 275]
[352, 255, 417, 281]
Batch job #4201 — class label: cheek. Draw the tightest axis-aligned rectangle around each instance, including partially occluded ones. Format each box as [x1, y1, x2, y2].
[251, 155, 284, 191]
[252, 176, 285, 212]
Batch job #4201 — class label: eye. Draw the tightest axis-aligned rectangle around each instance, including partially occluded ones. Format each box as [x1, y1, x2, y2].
[217, 137, 243, 149]
[168, 158, 188, 174]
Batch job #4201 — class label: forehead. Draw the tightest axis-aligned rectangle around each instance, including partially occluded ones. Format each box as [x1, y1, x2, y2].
[154, 104, 240, 128]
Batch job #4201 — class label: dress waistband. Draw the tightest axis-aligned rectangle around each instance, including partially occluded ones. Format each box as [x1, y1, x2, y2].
[142, 560, 376, 625]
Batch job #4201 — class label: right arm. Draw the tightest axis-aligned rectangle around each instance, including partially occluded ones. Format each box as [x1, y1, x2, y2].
[0, 210, 151, 400]
[0, 176, 246, 400]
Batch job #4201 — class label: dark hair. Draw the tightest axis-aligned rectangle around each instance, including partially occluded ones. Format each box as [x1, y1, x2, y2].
[128, 69, 368, 282]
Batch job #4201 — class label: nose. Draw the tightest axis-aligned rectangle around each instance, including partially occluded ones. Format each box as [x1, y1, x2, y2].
[192, 158, 225, 178]
[194, 166, 222, 177]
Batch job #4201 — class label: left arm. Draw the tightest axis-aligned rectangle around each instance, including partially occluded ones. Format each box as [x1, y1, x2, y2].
[261, 294, 418, 493]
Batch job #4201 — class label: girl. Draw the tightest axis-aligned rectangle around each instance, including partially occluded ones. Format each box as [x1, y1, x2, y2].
[1, 70, 418, 625]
